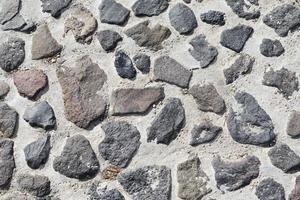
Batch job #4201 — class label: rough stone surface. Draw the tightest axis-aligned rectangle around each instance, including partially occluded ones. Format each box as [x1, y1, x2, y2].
[99, 0, 130, 25]
[1, 14, 36, 33]
[96, 30, 122, 52]
[87, 184, 125, 200]
[17, 174, 50, 197]
[0, 140, 15, 189]
[41, 0, 72, 17]
[225, 0, 260, 20]
[260, 39, 285, 57]
[0, 81, 10, 98]
[0, 0, 20, 24]
[0, 103, 18, 138]
[290, 176, 300, 200]
[114, 50, 136, 79]
[133, 54, 151, 74]
[287, 111, 300, 138]
[200, 10, 225, 26]
[190, 122, 222, 146]
[255, 178, 285, 200]
[132, 0, 169, 17]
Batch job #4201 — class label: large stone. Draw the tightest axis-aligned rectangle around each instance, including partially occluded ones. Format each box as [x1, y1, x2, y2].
[147, 98, 185, 144]
[290, 176, 300, 200]
[287, 111, 300, 138]
[0, 0, 20, 24]
[88, 184, 125, 200]
[212, 155, 260, 191]
[1, 14, 36, 33]
[53, 135, 99, 179]
[0, 103, 18, 138]
[96, 30, 122, 52]
[118, 165, 172, 200]
[255, 178, 285, 200]
[99, 0, 130, 25]
[41, 0, 72, 17]
[260, 39, 285, 57]
[227, 92, 275, 146]
[200, 10, 225, 26]
[190, 122, 222, 146]
[132, 0, 169, 17]
[133, 54, 151, 74]
[114, 50, 136, 79]
[56, 55, 107, 129]
[111, 87, 165, 115]
[225, 0, 260, 20]
[99, 121, 141, 168]
[0, 81, 10, 98]
[17, 174, 50, 197]
[0, 140, 15, 188]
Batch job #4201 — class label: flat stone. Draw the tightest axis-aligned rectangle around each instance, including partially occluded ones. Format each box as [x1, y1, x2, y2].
[53, 135, 100, 179]
[118, 165, 171, 200]
[189, 84, 226, 114]
[290, 176, 300, 200]
[125, 20, 171, 51]
[114, 50, 136, 79]
[200, 10, 225, 26]
[32, 24, 62, 60]
[0, 37, 25, 72]
[153, 56, 192, 88]
[132, 0, 169, 17]
[260, 39, 284, 57]
[41, 0, 72, 18]
[263, 4, 300, 37]
[13, 69, 48, 99]
[88, 184, 125, 200]
[255, 178, 285, 200]
[99, 0, 130, 25]
[263, 68, 298, 98]
[0, 0, 20, 24]
[111, 87, 164, 115]
[227, 92, 275, 146]
[0, 140, 15, 188]
[24, 135, 51, 169]
[268, 143, 300, 173]
[56, 55, 107, 129]
[17, 174, 50, 197]
[99, 121, 141, 168]
[0, 103, 18, 138]
[220, 25, 253, 53]
[212, 155, 260, 191]
[147, 98, 185, 144]
[224, 54, 254, 84]
[1, 14, 36, 33]
[133, 54, 151, 74]
[287, 111, 300, 138]
[190, 122, 222, 146]
[177, 157, 211, 199]
[0, 81, 10, 98]
[225, 0, 260, 20]
[189, 34, 218, 68]
[169, 3, 198, 34]
[96, 30, 122, 52]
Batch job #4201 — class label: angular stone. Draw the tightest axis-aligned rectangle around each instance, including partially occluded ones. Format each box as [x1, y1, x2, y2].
[0, 140, 15, 188]
[41, 0, 72, 18]
[153, 56, 192, 88]
[263, 4, 300, 37]
[263, 68, 298, 98]
[169, 3, 198, 34]
[13, 69, 48, 99]
[287, 111, 300, 138]
[132, 0, 169, 17]
[225, 0, 260, 20]
[227, 92, 275, 146]
[24, 135, 51, 169]
[111, 87, 164, 115]
[260, 39, 284, 57]
[212, 155, 260, 191]
[177, 157, 211, 199]
[133, 54, 151, 74]
[118, 165, 171, 200]
[290, 176, 300, 200]
[2, 14, 36, 33]
[99, 0, 130, 25]
[224, 54, 254, 84]
[200, 10, 225, 26]
[99, 121, 141, 168]
[255, 178, 285, 200]
[147, 98, 185, 144]
[88, 184, 125, 200]
[114, 50, 136, 79]
[96, 30, 122, 52]
[220, 25, 253, 53]
[189, 34, 218, 68]
[268, 144, 300, 173]
[53, 135, 100, 179]
[0, 37, 25, 72]
[32, 24, 62, 60]
[190, 122, 222, 146]
[17, 174, 50, 197]
[0, 103, 18, 138]
[0, 81, 10, 98]
[56, 56, 107, 129]
[189, 84, 226, 114]
[0, 0, 20, 24]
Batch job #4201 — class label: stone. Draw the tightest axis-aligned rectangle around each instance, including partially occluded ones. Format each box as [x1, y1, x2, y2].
[101, 165, 121, 180]
[118, 165, 171, 200]
[224, 54, 254, 84]
[0, 140, 15, 188]
[200, 10, 225, 26]
[17, 174, 50, 197]
[41, 0, 72, 18]
[24, 135, 51, 169]
[255, 178, 285, 200]
[0, 103, 18, 138]
[262, 68, 298, 98]
[99, 121, 140, 168]
[125, 20, 171, 51]
[99, 0, 130, 25]
[147, 98, 185, 144]
[260, 39, 285, 57]
[183, 0, 191, 3]
[96, 30, 122, 52]
[88, 184, 125, 200]
[1, 14, 36, 33]
[0, 37, 25, 72]
[177, 157, 211, 199]
[153, 56, 192, 88]
[111, 87, 165, 115]
[13, 69, 48, 99]
[114, 50, 136, 79]
[133, 54, 151, 74]
[189, 84, 226, 114]
[263, 4, 300, 37]
[56, 55, 107, 129]
[268, 143, 300, 173]
[0, 0, 20, 24]
[132, 0, 169, 17]
[53, 135, 100, 179]
[220, 25, 253, 53]
[212, 155, 260, 191]
[225, 0, 260, 20]
[169, 3, 198, 34]
[0, 81, 10, 98]
[287, 111, 300, 138]
[190, 122, 222, 146]
[227, 92, 275, 146]
[290, 176, 300, 200]
[32, 24, 62, 60]
[189, 34, 218, 68]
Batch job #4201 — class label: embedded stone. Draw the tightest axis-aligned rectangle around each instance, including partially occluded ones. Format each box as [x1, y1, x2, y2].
[260, 39, 284, 57]
[1, 14, 36, 33]
[225, 0, 260, 20]
[99, 0, 130, 25]
[41, 0, 72, 18]
[0, 0, 20, 24]
[114, 50, 136, 79]
[287, 111, 300, 138]
[255, 178, 285, 200]
[290, 176, 300, 200]
[133, 54, 151, 74]
[88, 184, 125, 200]
[190, 122, 222, 146]
[0, 140, 15, 188]
[200, 10, 225, 26]
[17, 174, 50, 197]
[0, 81, 10, 98]
[132, 0, 169, 17]
[96, 30, 122, 52]
[0, 103, 18, 138]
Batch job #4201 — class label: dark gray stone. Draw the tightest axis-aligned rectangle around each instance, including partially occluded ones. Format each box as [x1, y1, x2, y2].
[200, 10, 225, 26]
[132, 0, 169, 17]
[133, 54, 150, 74]
[190, 122, 222, 146]
[0, 81, 10, 98]
[287, 111, 300, 138]
[115, 50, 136, 79]
[225, 0, 260, 20]
[0, 140, 15, 188]
[88, 184, 125, 200]
[0, 0, 20, 24]
[96, 30, 122, 52]
[290, 176, 300, 200]
[17, 174, 50, 197]
[260, 39, 285, 57]
[183, 0, 191, 3]
[255, 178, 285, 200]
[99, 0, 130, 25]
[0, 102, 18, 138]
[41, 0, 72, 18]
[1, 14, 36, 33]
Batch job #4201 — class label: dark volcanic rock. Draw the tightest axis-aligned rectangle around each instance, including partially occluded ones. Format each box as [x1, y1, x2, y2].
[96, 30, 122, 52]
[0, 81, 10, 98]
[118, 165, 172, 200]
[260, 39, 285, 57]
[200, 10, 225, 26]
[17, 174, 50, 197]
[0, 103, 18, 138]
[0, 0, 20, 24]
[147, 98, 185, 144]
[287, 111, 300, 138]
[133, 54, 151, 74]
[0, 140, 15, 188]
[255, 178, 285, 200]
[114, 50, 136, 79]
[88, 184, 125, 200]
[41, 0, 72, 17]
[190, 122, 222, 146]
[99, 0, 130, 25]
[132, 0, 169, 17]
[225, 0, 260, 20]
[290, 176, 300, 200]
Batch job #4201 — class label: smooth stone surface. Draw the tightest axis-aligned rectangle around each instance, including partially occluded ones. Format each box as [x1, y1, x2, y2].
[0, 103, 18, 138]
[0, 81, 10, 98]
[41, 0, 72, 17]
[99, 0, 130, 25]
[225, 0, 260, 20]
[17, 174, 50, 197]
[132, 0, 169, 17]
[133, 54, 151, 74]
[200, 10, 225, 26]
[190, 122, 222, 146]
[255, 178, 285, 200]
[0, 140, 15, 189]
[96, 30, 122, 52]
[0, 0, 20, 24]
[260, 39, 285, 57]
[114, 50, 136, 79]
[287, 111, 300, 138]
[290, 176, 300, 200]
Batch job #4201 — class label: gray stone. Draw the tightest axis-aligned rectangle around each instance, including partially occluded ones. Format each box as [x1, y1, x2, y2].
[53, 135, 100, 179]
[132, 0, 169, 17]
[99, 121, 141, 168]
[190, 122, 222, 146]
[260, 39, 285, 57]
[225, 0, 260, 20]
[88, 184, 125, 200]
[118, 165, 172, 200]
[99, 0, 130, 25]
[220, 25, 253, 53]
[133, 54, 150, 74]
[183, 0, 191, 3]
[287, 111, 300, 138]
[227, 92, 275, 146]
[255, 178, 285, 200]
[200, 10, 225, 26]
[17, 174, 50, 197]
[1, 14, 36, 33]
[96, 30, 122, 52]
[0, 81, 10, 98]
[114, 50, 136, 79]
[153, 56, 192, 88]
[212, 155, 260, 191]
[289, 176, 300, 200]
[41, 0, 72, 18]
[147, 98, 185, 144]
[189, 34, 218, 68]
[0, 102, 18, 138]
[0, 0, 20, 24]
[0, 140, 15, 188]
